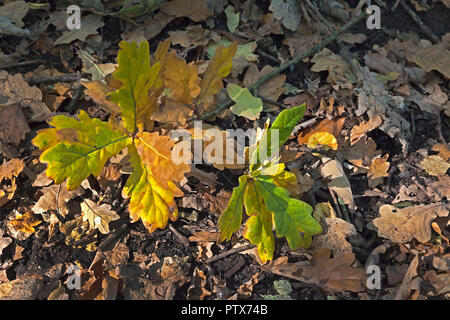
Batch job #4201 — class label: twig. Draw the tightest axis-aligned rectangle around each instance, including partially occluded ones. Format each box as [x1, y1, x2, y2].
[305, 0, 363, 85]
[0, 59, 46, 70]
[26, 74, 79, 85]
[200, 11, 368, 120]
[66, 72, 84, 113]
[400, 0, 440, 43]
[169, 223, 190, 247]
[436, 112, 448, 146]
[204, 244, 255, 264]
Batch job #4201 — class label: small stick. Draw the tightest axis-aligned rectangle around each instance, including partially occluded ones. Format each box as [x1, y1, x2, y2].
[400, 0, 440, 43]
[200, 11, 368, 120]
[0, 59, 46, 70]
[204, 244, 255, 264]
[26, 74, 79, 85]
[436, 112, 448, 146]
[169, 223, 190, 247]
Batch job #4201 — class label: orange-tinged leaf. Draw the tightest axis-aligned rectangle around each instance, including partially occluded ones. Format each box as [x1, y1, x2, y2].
[0, 159, 25, 183]
[8, 211, 42, 234]
[196, 43, 237, 106]
[162, 51, 201, 104]
[297, 117, 345, 146]
[134, 131, 190, 190]
[122, 144, 183, 232]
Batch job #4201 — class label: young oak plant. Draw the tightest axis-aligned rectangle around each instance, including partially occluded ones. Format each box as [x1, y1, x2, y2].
[32, 39, 237, 233]
[218, 105, 322, 263]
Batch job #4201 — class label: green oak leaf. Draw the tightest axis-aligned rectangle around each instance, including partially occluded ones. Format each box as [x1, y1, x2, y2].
[218, 175, 248, 242]
[254, 176, 321, 249]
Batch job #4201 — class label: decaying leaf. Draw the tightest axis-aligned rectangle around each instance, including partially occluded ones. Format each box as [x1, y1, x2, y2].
[320, 158, 355, 210]
[268, 249, 367, 292]
[8, 211, 41, 234]
[420, 155, 450, 176]
[311, 217, 357, 257]
[373, 203, 450, 243]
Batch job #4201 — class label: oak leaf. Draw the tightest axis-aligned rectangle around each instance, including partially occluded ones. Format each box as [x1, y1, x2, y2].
[81, 200, 120, 234]
[32, 110, 132, 190]
[373, 203, 450, 243]
[8, 211, 41, 234]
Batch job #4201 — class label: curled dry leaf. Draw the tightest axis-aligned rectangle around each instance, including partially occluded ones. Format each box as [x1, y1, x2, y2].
[350, 115, 383, 145]
[320, 158, 355, 210]
[8, 211, 41, 234]
[32, 182, 85, 221]
[311, 217, 357, 257]
[373, 203, 450, 243]
[368, 154, 390, 188]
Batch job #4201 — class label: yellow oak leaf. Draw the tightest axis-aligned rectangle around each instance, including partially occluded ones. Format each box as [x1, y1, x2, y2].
[122, 144, 184, 232]
[421, 155, 450, 176]
[307, 132, 338, 150]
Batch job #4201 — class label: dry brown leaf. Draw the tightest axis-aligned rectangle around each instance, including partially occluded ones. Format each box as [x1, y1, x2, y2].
[420, 155, 450, 176]
[350, 115, 383, 145]
[431, 143, 450, 161]
[159, 0, 212, 22]
[188, 231, 219, 243]
[373, 203, 450, 243]
[162, 51, 201, 104]
[8, 211, 41, 234]
[320, 158, 355, 210]
[81, 80, 121, 114]
[426, 175, 450, 201]
[0, 105, 30, 145]
[0, 158, 24, 183]
[406, 42, 450, 78]
[32, 182, 85, 221]
[244, 64, 286, 102]
[150, 99, 194, 126]
[0, 71, 51, 122]
[342, 137, 381, 169]
[97, 163, 121, 190]
[368, 154, 390, 188]
[81, 200, 120, 235]
[311, 217, 357, 257]
[268, 249, 366, 292]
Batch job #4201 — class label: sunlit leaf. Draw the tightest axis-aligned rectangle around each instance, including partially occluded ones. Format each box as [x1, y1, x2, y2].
[32, 110, 132, 190]
[109, 41, 162, 132]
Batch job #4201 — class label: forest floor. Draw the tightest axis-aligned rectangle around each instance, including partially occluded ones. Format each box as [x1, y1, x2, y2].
[0, 0, 449, 300]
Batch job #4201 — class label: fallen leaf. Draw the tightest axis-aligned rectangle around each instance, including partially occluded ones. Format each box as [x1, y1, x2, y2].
[269, 0, 301, 31]
[8, 211, 41, 234]
[368, 154, 390, 188]
[373, 203, 450, 243]
[0, 105, 30, 145]
[227, 83, 263, 120]
[311, 217, 357, 257]
[0, 71, 52, 122]
[81, 200, 120, 235]
[159, 0, 212, 22]
[268, 249, 366, 292]
[420, 155, 450, 176]
[54, 15, 104, 45]
[350, 115, 383, 145]
[320, 158, 355, 210]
